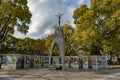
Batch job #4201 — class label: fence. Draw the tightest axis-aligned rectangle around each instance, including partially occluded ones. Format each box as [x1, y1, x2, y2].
[0, 54, 109, 70]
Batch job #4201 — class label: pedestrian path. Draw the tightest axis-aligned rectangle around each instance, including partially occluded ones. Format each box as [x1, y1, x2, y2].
[0, 68, 120, 80]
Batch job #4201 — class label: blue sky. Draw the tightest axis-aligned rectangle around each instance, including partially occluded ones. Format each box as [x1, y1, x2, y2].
[14, 0, 90, 39]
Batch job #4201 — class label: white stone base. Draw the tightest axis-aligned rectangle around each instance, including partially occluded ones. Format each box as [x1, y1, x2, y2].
[1, 64, 16, 70]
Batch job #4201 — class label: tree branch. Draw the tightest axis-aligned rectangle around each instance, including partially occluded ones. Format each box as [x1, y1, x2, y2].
[0, 15, 11, 43]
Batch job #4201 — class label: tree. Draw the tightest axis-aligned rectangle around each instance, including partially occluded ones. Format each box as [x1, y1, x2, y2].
[17, 37, 36, 55]
[0, 35, 19, 54]
[34, 39, 48, 56]
[44, 34, 53, 55]
[73, 0, 120, 55]
[0, 0, 31, 43]
[62, 22, 76, 56]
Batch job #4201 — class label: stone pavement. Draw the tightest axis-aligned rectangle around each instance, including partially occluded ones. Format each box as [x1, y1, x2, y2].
[0, 68, 120, 80]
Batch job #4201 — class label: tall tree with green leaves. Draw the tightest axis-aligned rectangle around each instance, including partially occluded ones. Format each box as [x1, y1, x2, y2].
[73, 0, 120, 55]
[44, 34, 53, 55]
[0, 35, 19, 54]
[0, 0, 31, 43]
[62, 22, 76, 56]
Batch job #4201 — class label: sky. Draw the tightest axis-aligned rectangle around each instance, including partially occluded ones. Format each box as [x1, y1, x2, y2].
[14, 0, 90, 39]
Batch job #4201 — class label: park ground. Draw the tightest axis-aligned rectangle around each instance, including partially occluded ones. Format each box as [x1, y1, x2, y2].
[0, 67, 120, 80]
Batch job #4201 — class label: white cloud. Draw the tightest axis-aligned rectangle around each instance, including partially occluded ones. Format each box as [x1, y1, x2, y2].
[78, 0, 91, 7]
[26, 0, 78, 39]
[38, 0, 48, 3]
[14, 0, 90, 39]
[78, 0, 86, 5]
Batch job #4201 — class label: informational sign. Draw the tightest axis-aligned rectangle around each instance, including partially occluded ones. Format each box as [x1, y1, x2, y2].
[73, 56, 79, 69]
[82, 56, 88, 69]
[39, 56, 42, 67]
[79, 57, 83, 69]
[53, 56, 60, 67]
[16, 55, 22, 69]
[70, 57, 74, 68]
[92, 56, 98, 70]
[44, 56, 49, 68]
[98, 56, 108, 69]
[24, 55, 30, 68]
[64, 56, 68, 68]
[5, 55, 17, 64]
[26, 56, 30, 64]
[1, 55, 17, 70]
[34, 55, 40, 68]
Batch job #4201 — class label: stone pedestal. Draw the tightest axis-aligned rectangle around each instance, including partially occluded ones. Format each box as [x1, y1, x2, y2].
[1, 64, 16, 70]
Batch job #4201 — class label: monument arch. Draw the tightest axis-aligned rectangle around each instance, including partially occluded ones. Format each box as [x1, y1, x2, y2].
[49, 13, 65, 70]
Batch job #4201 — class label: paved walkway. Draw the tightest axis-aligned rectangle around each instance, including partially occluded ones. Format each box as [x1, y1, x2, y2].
[109, 65, 120, 69]
[0, 68, 120, 80]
